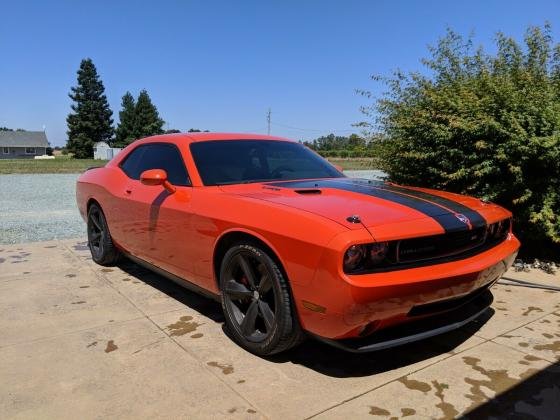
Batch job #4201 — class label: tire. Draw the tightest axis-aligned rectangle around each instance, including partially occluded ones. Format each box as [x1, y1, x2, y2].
[219, 243, 304, 355]
[87, 202, 120, 266]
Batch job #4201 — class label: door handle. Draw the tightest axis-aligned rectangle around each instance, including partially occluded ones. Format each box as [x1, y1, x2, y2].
[125, 189, 132, 194]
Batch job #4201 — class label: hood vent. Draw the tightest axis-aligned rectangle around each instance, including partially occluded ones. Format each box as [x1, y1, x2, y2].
[294, 189, 322, 195]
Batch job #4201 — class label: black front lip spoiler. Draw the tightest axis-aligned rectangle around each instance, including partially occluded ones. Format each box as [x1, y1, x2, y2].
[311, 289, 493, 353]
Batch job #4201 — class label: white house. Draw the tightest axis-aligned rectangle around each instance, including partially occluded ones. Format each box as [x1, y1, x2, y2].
[93, 142, 123, 160]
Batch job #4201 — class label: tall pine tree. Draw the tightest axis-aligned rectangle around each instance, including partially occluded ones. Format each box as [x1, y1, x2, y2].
[66, 58, 114, 158]
[115, 91, 136, 147]
[134, 89, 164, 138]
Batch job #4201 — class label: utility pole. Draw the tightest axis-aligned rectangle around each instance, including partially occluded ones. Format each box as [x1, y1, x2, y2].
[267, 108, 271, 135]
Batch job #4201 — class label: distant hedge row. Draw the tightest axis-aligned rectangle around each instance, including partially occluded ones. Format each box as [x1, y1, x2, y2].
[316, 149, 378, 158]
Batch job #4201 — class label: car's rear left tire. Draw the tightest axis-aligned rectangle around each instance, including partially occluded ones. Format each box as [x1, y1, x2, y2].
[219, 243, 304, 356]
[87, 202, 120, 266]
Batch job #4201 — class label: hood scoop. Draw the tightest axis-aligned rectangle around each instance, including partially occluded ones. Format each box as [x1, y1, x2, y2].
[294, 189, 322, 195]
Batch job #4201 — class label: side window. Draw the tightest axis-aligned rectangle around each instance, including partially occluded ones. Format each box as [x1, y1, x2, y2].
[120, 143, 190, 186]
[120, 146, 146, 180]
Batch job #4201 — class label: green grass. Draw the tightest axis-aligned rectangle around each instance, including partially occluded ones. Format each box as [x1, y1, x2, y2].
[327, 157, 383, 170]
[0, 157, 108, 174]
[0, 156, 381, 174]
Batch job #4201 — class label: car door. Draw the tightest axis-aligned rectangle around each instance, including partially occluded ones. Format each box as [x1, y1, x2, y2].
[117, 143, 195, 279]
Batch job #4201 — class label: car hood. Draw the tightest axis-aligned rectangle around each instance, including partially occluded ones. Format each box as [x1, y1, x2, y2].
[219, 178, 502, 240]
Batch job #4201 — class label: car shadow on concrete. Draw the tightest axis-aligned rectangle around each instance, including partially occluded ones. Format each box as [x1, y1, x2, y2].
[265, 310, 493, 378]
[116, 259, 225, 323]
[117, 258, 492, 378]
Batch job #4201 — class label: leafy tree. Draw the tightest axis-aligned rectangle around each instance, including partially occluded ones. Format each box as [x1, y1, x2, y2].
[165, 129, 181, 134]
[359, 25, 560, 253]
[303, 133, 366, 151]
[115, 91, 136, 147]
[133, 89, 164, 138]
[66, 58, 114, 158]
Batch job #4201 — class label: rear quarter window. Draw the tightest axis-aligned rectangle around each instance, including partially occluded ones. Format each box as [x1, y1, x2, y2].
[119, 143, 190, 186]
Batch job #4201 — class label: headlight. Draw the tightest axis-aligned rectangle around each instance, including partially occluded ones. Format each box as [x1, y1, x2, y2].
[343, 242, 391, 273]
[369, 242, 389, 264]
[486, 218, 511, 241]
[343, 245, 366, 272]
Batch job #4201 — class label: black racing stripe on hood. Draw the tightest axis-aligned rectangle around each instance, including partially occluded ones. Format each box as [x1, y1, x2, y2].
[380, 184, 486, 228]
[268, 179, 470, 232]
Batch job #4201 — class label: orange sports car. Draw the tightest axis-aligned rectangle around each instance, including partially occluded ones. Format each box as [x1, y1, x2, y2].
[76, 133, 520, 355]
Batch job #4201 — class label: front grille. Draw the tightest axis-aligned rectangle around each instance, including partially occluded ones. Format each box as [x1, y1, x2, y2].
[396, 219, 510, 265]
[347, 218, 511, 274]
[398, 226, 487, 263]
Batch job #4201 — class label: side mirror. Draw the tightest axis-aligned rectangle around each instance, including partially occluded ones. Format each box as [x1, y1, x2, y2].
[140, 169, 176, 193]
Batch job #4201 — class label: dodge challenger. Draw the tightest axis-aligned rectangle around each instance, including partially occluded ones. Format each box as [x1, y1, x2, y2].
[76, 133, 520, 355]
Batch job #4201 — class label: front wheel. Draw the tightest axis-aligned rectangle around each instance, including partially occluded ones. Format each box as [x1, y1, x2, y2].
[219, 243, 303, 355]
[87, 202, 120, 266]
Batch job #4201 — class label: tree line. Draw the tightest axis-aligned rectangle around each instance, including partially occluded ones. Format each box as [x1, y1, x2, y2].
[66, 58, 170, 158]
[302, 133, 385, 157]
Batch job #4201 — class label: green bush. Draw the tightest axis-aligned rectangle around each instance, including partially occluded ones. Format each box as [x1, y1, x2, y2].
[359, 25, 560, 255]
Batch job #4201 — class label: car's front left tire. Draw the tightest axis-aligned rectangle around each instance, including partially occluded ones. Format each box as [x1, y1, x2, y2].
[219, 243, 303, 356]
[87, 202, 120, 266]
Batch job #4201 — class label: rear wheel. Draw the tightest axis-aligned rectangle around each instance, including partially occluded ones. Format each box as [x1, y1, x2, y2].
[87, 203, 120, 266]
[220, 243, 303, 355]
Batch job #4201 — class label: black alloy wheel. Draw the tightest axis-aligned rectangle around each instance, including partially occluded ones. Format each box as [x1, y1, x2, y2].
[220, 244, 303, 355]
[87, 203, 120, 266]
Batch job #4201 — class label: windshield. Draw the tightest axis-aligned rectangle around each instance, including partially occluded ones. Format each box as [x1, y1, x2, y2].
[190, 140, 344, 186]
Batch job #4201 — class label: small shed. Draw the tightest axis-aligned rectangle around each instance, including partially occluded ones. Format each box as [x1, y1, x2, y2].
[93, 142, 123, 160]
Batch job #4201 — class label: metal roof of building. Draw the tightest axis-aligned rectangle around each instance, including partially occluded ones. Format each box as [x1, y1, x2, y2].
[0, 131, 49, 147]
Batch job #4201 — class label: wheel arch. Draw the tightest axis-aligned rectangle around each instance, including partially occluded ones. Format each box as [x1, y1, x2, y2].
[213, 229, 287, 291]
[86, 197, 101, 213]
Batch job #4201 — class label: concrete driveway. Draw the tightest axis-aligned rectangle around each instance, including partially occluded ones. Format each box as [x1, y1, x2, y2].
[1, 239, 559, 419]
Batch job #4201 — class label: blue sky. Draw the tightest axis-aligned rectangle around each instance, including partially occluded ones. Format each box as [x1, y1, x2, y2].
[1, 0, 558, 147]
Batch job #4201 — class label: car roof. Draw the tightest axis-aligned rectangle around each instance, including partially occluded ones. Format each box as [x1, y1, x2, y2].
[139, 132, 294, 145]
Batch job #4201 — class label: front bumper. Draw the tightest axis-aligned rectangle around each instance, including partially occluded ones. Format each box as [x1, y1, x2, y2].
[312, 286, 493, 353]
[295, 233, 519, 340]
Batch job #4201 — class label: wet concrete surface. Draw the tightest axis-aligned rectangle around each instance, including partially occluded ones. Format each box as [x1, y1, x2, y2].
[0, 239, 559, 419]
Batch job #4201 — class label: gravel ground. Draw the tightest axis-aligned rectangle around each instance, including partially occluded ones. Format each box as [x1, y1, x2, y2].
[0, 174, 84, 244]
[0, 170, 386, 244]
